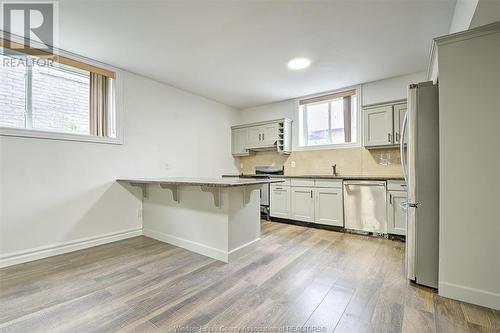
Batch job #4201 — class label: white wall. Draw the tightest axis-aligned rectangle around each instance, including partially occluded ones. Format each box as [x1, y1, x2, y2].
[470, 0, 500, 29]
[362, 71, 426, 105]
[0, 71, 238, 265]
[437, 26, 500, 310]
[449, 0, 479, 33]
[236, 71, 426, 150]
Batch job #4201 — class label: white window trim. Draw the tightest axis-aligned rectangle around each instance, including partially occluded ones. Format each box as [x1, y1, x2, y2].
[296, 85, 362, 151]
[0, 47, 124, 145]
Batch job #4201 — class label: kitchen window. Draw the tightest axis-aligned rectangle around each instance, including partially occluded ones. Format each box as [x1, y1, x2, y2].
[0, 37, 120, 143]
[298, 88, 358, 148]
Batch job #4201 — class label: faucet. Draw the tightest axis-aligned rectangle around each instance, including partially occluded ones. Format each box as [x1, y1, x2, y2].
[332, 164, 337, 176]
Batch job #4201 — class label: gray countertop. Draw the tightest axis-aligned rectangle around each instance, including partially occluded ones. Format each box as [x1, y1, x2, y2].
[117, 177, 285, 187]
[222, 174, 405, 181]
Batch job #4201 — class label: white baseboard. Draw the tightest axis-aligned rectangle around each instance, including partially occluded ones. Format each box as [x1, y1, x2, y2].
[143, 228, 230, 263]
[439, 281, 500, 310]
[228, 237, 260, 262]
[0, 228, 143, 268]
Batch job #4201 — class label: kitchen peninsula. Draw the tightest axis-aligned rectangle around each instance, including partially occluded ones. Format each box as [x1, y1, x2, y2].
[118, 177, 283, 262]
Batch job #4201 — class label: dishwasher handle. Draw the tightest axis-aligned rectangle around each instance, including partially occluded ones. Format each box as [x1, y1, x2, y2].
[344, 182, 386, 186]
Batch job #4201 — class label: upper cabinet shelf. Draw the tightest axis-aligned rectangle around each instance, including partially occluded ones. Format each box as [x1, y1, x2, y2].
[363, 99, 407, 149]
[231, 118, 292, 156]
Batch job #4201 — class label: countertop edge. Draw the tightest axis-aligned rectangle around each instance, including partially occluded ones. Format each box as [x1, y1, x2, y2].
[221, 174, 405, 181]
[117, 178, 284, 188]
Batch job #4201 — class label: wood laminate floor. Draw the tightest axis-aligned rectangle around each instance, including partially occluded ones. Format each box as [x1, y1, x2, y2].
[0, 221, 498, 333]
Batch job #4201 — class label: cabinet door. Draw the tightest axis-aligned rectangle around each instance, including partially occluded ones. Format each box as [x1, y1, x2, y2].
[231, 128, 248, 155]
[387, 190, 407, 235]
[260, 123, 278, 146]
[314, 188, 344, 227]
[270, 185, 290, 218]
[291, 187, 314, 222]
[363, 106, 394, 147]
[247, 125, 263, 147]
[393, 103, 407, 145]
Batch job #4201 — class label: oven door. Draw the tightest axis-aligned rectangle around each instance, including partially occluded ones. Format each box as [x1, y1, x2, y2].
[260, 183, 270, 206]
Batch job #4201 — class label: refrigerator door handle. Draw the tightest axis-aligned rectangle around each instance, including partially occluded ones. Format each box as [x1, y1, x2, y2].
[400, 111, 409, 184]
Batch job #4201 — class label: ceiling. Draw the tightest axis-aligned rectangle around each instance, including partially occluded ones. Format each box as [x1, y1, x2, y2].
[56, 0, 456, 109]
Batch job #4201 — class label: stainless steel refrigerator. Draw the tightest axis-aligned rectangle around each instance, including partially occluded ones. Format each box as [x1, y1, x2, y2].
[400, 81, 439, 289]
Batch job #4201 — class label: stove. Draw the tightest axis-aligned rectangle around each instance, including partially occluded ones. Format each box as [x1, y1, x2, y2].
[255, 166, 284, 220]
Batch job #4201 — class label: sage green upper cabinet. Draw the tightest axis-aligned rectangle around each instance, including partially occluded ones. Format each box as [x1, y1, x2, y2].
[247, 126, 263, 148]
[363, 100, 407, 148]
[363, 105, 394, 147]
[260, 123, 279, 146]
[393, 103, 407, 145]
[231, 118, 292, 155]
[247, 123, 278, 148]
[231, 128, 249, 156]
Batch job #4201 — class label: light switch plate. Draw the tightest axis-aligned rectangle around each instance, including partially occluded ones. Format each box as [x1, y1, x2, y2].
[291, 161, 296, 168]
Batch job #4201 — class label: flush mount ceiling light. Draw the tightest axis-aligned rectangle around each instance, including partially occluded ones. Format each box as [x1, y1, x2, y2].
[287, 58, 311, 70]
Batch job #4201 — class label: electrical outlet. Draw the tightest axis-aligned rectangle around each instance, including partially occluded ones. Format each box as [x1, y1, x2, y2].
[137, 208, 143, 222]
[291, 161, 296, 168]
[240, 163, 243, 169]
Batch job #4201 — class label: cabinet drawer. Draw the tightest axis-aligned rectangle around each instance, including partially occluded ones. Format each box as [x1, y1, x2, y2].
[314, 179, 342, 188]
[271, 178, 290, 187]
[387, 180, 407, 191]
[290, 178, 315, 187]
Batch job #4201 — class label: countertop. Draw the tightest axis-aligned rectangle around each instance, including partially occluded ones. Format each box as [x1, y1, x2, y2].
[117, 177, 285, 187]
[222, 174, 405, 181]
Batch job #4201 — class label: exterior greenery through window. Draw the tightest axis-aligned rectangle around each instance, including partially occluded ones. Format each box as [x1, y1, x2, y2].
[299, 89, 357, 147]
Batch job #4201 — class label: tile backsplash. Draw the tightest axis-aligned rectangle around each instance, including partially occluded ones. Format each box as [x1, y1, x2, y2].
[236, 147, 403, 176]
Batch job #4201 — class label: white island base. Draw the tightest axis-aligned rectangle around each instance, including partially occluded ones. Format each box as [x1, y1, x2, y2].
[119, 178, 282, 263]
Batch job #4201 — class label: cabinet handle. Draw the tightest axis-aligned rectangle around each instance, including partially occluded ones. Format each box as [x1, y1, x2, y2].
[310, 190, 313, 198]
[388, 133, 392, 143]
[396, 132, 400, 142]
[389, 194, 392, 204]
[262, 133, 265, 140]
[259, 134, 261, 141]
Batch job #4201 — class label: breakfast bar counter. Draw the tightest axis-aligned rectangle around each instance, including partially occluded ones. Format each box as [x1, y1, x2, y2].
[118, 177, 283, 262]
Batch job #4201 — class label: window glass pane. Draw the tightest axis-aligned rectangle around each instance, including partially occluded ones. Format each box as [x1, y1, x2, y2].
[299, 91, 358, 147]
[31, 62, 90, 134]
[0, 54, 26, 128]
[330, 98, 345, 144]
[351, 95, 357, 143]
[306, 102, 329, 145]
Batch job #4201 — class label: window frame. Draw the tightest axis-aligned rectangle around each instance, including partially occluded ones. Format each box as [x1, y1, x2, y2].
[297, 86, 362, 151]
[0, 37, 123, 145]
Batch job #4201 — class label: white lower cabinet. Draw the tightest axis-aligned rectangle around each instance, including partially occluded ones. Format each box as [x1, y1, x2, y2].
[270, 185, 290, 218]
[314, 188, 344, 227]
[387, 190, 407, 235]
[271, 182, 344, 227]
[290, 187, 315, 222]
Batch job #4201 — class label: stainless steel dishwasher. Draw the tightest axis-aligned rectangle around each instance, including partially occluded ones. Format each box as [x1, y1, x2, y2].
[343, 180, 387, 234]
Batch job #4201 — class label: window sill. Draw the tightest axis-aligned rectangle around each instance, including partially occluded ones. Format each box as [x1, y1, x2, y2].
[0, 127, 123, 145]
[295, 142, 361, 151]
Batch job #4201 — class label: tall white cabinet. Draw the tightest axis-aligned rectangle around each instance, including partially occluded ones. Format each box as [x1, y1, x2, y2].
[432, 22, 500, 309]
